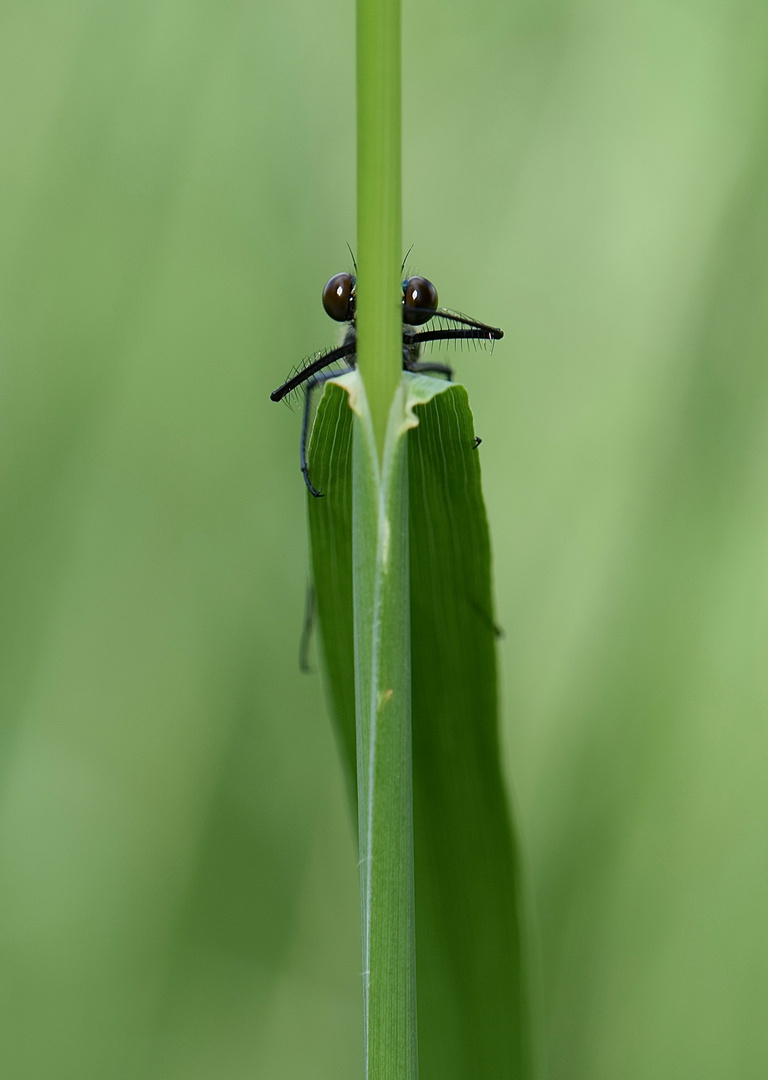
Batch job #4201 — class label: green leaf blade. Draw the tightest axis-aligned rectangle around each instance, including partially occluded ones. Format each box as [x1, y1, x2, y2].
[305, 382, 356, 777]
[307, 374, 529, 1080]
[311, 373, 418, 1080]
[408, 382, 530, 1080]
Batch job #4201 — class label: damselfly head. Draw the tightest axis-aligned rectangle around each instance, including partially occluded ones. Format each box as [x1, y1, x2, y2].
[274, 265, 503, 495]
[322, 272, 356, 322]
[323, 270, 440, 326]
[402, 275, 438, 325]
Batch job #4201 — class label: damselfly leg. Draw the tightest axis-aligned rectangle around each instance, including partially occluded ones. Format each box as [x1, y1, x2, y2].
[405, 362, 453, 380]
[300, 365, 355, 497]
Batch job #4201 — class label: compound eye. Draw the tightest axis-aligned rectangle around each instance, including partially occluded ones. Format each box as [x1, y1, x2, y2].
[402, 276, 438, 325]
[322, 273, 355, 321]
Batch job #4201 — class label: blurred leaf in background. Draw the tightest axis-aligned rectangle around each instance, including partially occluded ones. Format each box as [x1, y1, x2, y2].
[1, 1, 767, 1079]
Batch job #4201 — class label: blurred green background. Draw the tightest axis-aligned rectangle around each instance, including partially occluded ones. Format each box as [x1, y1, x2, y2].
[2, 0, 767, 1077]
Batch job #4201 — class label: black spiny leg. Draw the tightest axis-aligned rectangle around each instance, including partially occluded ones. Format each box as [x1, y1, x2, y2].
[301, 366, 355, 496]
[271, 338, 356, 403]
[406, 361, 454, 381]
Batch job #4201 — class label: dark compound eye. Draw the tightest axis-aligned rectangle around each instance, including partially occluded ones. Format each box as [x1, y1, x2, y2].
[322, 273, 356, 322]
[402, 276, 438, 325]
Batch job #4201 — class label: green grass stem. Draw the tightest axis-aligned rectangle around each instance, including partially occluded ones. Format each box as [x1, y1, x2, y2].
[356, 0, 402, 454]
[354, 3, 415, 1078]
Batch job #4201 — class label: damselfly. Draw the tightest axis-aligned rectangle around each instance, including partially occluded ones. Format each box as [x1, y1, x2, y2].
[270, 271, 503, 496]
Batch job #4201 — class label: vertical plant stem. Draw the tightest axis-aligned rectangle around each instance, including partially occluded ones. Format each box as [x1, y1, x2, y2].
[355, 3, 416, 1079]
[356, 0, 402, 453]
[352, 380, 417, 1080]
